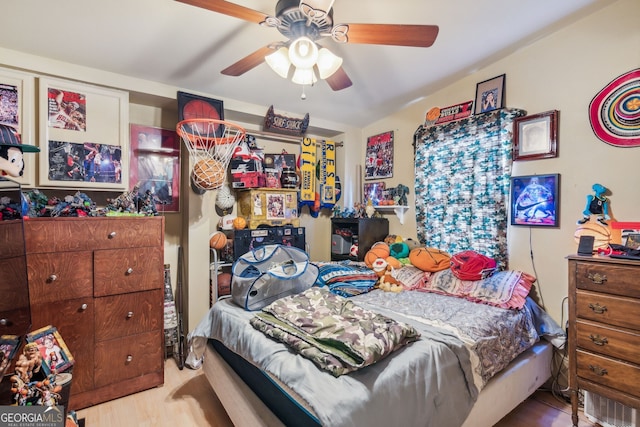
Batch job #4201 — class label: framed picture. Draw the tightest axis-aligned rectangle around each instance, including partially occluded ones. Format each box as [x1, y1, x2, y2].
[130, 124, 181, 212]
[363, 182, 385, 205]
[0, 67, 36, 186]
[510, 173, 560, 227]
[26, 325, 75, 375]
[474, 74, 506, 115]
[513, 110, 559, 161]
[38, 77, 129, 189]
[364, 131, 394, 180]
[177, 91, 224, 137]
[0, 334, 20, 376]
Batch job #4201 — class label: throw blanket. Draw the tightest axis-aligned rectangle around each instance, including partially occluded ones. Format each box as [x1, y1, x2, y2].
[250, 287, 420, 376]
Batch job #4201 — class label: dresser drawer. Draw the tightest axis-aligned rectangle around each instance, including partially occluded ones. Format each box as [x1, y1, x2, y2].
[577, 349, 640, 399]
[576, 289, 640, 330]
[94, 290, 163, 342]
[0, 256, 29, 311]
[94, 247, 163, 297]
[574, 261, 640, 298]
[27, 252, 93, 304]
[93, 330, 163, 388]
[577, 319, 640, 365]
[24, 217, 163, 253]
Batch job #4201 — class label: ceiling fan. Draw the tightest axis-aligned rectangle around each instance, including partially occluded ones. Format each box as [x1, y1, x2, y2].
[177, 0, 439, 91]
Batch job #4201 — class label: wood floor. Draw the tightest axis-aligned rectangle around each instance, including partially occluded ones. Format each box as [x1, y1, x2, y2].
[76, 359, 598, 427]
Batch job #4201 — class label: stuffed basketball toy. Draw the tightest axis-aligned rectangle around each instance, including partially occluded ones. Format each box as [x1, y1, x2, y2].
[450, 250, 497, 281]
[409, 247, 451, 272]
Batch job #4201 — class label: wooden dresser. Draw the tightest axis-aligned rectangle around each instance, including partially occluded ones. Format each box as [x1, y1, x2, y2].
[567, 255, 640, 426]
[24, 216, 165, 410]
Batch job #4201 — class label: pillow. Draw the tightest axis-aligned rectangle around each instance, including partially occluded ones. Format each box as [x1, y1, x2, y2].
[450, 250, 497, 281]
[409, 247, 451, 272]
[391, 265, 431, 290]
[418, 268, 534, 310]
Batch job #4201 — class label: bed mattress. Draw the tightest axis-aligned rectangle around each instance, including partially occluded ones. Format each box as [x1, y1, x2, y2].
[191, 288, 556, 427]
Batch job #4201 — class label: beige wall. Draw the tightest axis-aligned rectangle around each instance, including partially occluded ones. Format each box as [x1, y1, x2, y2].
[1, 0, 636, 330]
[362, 0, 640, 324]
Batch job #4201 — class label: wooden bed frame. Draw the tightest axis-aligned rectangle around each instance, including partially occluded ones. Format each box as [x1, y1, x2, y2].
[203, 339, 554, 427]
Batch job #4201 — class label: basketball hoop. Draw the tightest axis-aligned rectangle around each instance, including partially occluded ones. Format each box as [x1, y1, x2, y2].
[177, 119, 246, 192]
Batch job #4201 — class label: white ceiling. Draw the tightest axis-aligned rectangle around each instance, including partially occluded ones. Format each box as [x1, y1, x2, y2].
[0, 0, 611, 133]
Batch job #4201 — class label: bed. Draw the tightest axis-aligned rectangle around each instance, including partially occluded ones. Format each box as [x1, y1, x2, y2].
[188, 265, 563, 427]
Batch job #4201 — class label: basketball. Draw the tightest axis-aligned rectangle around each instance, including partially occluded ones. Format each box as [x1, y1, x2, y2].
[209, 231, 227, 250]
[364, 250, 380, 268]
[192, 158, 225, 190]
[369, 242, 390, 259]
[574, 221, 611, 250]
[233, 216, 247, 230]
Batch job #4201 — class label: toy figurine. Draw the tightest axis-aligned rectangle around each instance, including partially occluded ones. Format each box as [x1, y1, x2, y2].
[0, 124, 40, 178]
[577, 183, 611, 226]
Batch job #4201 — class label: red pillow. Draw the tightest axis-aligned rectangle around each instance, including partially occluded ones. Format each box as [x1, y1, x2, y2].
[450, 250, 497, 281]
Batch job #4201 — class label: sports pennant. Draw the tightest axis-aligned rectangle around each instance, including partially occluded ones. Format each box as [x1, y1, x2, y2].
[320, 139, 336, 209]
[299, 137, 317, 205]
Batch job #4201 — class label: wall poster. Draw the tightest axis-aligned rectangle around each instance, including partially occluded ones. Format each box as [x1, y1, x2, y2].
[364, 130, 394, 180]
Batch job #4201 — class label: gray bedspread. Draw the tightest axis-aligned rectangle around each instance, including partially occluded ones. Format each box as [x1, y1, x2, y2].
[189, 288, 548, 427]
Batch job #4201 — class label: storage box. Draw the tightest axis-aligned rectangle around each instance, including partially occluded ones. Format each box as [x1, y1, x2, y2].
[331, 234, 352, 254]
[233, 226, 306, 259]
[237, 188, 299, 228]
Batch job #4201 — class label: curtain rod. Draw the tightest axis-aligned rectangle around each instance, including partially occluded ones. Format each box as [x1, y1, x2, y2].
[248, 129, 343, 147]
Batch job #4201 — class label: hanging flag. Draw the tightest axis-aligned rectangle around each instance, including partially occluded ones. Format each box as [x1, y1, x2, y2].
[320, 139, 336, 210]
[299, 137, 316, 206]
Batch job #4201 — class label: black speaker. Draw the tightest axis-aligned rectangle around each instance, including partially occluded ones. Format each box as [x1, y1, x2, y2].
[577, 235, 595, 255]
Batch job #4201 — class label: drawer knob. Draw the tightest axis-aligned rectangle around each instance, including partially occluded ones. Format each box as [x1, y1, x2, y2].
[587, 272, 607, 285]
[126, 311, 134, 318]
[0, 318, 8, 326]
[589, 365, 608, 376]
[126, 355, 133, 363]
[589, 334, 608, 346]
[108, 231, 117, 239]
[80, 304, 88, 311]
[588, 303, 607, 314]
[48, 274, 58, 282]
[126, 268, 134, 275]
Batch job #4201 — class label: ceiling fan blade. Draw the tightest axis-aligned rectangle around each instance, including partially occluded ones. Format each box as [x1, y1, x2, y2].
[221, 46, 273, 76]
[176, 0, 268, 24]
[342, 24, 439, 47]
[325, 67, 352, 91]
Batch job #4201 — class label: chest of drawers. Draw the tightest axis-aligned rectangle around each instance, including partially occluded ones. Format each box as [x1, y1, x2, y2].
[567, 255, 640, 426]
[24, 216, 165, 409]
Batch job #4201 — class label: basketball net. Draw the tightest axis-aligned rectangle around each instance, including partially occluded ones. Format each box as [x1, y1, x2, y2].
[176, 119, 246, 191]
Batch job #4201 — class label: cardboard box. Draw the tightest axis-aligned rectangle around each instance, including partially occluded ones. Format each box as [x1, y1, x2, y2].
[237, 188, 299, 228]
[231, 172, 265, 189]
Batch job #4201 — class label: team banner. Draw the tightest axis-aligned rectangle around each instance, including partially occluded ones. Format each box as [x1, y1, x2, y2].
[299, 137, 316, 203]
[320, 139, 336, 209]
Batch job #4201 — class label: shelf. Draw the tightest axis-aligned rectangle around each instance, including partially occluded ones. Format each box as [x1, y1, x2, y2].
[375, 205, 410, 224]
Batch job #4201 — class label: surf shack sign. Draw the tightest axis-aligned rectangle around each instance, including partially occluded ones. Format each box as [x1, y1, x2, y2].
[264, 105, 309, 136]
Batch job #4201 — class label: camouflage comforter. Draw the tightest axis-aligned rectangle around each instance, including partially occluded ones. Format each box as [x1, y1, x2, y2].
[250, 287, 420, 376]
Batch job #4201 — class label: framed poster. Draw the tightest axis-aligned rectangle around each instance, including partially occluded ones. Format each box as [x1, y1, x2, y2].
[38, 77, 129, 189]
[364, 182, 385, 205]
[130, 124, 181, 212]
[474, 74, 506, 115]
[510, 173, 559, 227]
[26, 325, 75, 376]
[0, 67, 36, 186]
[513, 110, 559, 161]
[364, 130, 394, 180]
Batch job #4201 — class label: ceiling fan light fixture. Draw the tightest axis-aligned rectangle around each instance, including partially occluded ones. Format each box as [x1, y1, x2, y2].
[288, 37, 319, 69]
[265, 47, 291, 78]
[291, 67, 318, 85]
[316, 47, 342, 79]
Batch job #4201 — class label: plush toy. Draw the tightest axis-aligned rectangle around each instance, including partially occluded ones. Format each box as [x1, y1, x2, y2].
[577, 183, 611, 226]
[0, 124, 40, 178]
[371, 258, 403, 292]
